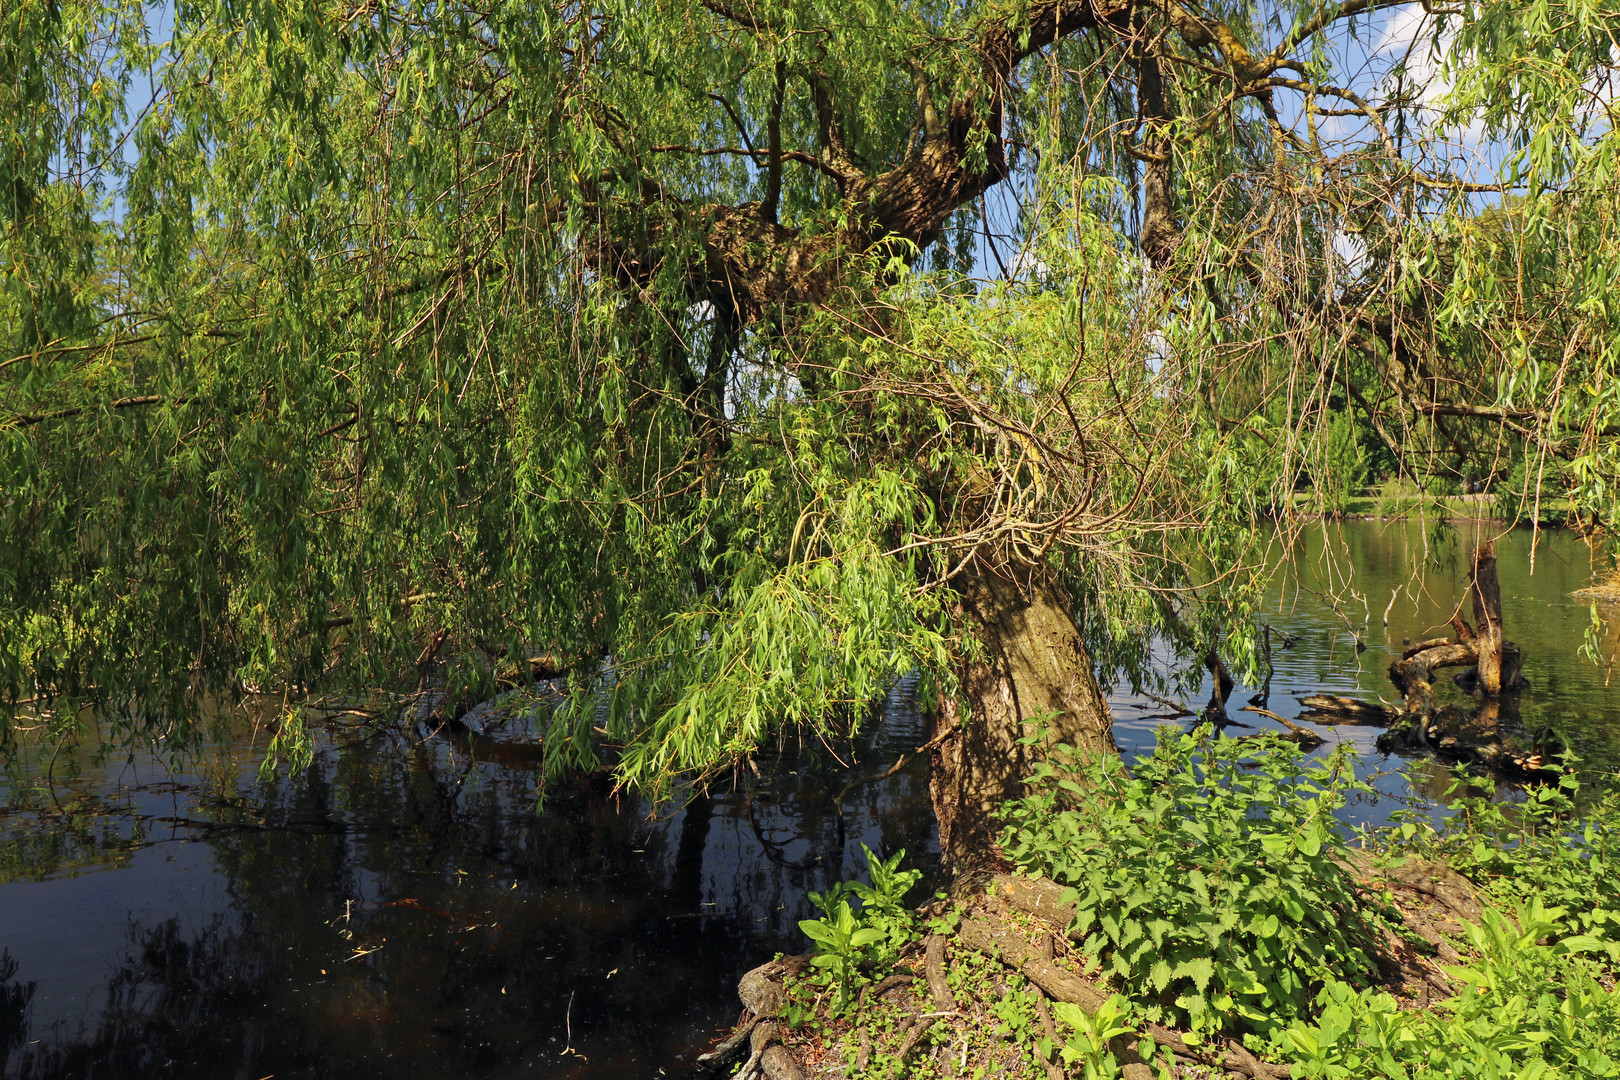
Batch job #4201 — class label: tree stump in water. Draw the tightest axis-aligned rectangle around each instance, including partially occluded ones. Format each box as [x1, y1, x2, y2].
[1377, 542, 1551, 774]
[1471, 543, 1506, 696]
[1386, 542, 1529, 714]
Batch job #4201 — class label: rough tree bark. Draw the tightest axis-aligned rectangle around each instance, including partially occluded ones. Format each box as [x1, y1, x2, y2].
[581, 0, 1213, 322]
[929, 561, 1116, 881]
[1471, 542, 1504, 696]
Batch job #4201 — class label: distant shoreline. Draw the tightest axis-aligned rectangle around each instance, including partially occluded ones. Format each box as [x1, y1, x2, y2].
[1291, 492, 1591, 530]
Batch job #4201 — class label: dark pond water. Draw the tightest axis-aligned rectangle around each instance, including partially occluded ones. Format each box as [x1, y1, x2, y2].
[2, 519, 1616, 1079]
[0, 682, 939, 1080]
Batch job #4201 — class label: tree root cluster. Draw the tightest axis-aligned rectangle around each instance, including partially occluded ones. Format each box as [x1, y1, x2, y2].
[695, 859, 1485, 1079]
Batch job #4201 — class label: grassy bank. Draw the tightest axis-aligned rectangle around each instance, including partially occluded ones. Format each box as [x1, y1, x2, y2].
[707, 730, 1620, 1079]
[1291, 491, 1581, 525]
[1574, 567, 1620, 603]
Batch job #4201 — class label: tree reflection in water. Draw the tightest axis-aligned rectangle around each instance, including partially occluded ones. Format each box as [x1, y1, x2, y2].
[0, 681, 938, 1080]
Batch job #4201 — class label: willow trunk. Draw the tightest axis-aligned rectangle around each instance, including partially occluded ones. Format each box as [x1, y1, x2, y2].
[929, 564, 1116, 881]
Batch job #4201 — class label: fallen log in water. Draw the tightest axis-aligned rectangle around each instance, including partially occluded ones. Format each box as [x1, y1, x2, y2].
[1471, 543, 1506, 695]
[1295, 694, 1400, 725]
[1389, 640, 1484, 718]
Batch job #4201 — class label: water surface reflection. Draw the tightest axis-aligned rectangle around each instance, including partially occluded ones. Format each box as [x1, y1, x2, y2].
[2, 681, 936, 1079]
[1111, 520, 1620, 799]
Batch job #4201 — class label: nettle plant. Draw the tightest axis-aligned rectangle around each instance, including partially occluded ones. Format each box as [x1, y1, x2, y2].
[1000, 727, 1381, 1038]
[799, 845, 922, 1014]
[1280, 898, 1620, 1079]
[1385, 765, 1620, 960]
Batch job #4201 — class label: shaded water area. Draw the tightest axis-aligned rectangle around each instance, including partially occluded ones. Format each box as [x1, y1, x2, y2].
[0, 681, 938, 1080]
[2, 520, 1617, 1079]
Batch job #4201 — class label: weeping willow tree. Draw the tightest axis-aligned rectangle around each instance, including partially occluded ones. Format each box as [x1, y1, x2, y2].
[5, 0, 1619, 869]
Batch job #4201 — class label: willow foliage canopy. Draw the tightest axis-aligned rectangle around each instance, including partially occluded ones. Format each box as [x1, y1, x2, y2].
[5, 0, 1620, 862]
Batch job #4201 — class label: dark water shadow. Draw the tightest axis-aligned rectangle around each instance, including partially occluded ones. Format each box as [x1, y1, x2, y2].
[1, 681, 937, 1080]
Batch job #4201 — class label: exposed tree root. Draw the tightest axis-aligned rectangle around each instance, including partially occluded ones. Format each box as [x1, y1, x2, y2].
[704, 860, 1499, 1079]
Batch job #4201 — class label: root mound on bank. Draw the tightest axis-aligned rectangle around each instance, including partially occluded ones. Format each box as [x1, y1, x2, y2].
[696, 861, 1503, 1080]
[693, 731, 1620, 1080]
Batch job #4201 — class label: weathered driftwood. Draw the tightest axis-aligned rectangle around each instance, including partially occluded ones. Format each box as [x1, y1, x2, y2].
[1295, 694, 1399, 725]
[1471, 543, 1505, 696]
[1205, 647, 1236, 719]
[1370, 542, 1555, 773]
[691, 1018, 758, 1078]
[1401, 636, 1454, 659]
[1240, 706, 1326, 749]
[1389, 543, 1528, 719]
[1389, 641, 1483, 718]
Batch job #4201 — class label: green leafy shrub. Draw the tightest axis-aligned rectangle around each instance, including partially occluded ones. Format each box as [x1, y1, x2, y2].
[1316, 411, 1370, 517]
[999, 727, 1381, 1038]
[798, 845, 921, 1013]
[847, 843, 923, 964]
[799, 894, 885, 1013]
[1279, 899, 1620, 1078]
[1373, 475, 1412, 517]
[1052, 994, 1135, 1079]
[1490, 452, 1573, 524]
[1384, 767, 1620, 961]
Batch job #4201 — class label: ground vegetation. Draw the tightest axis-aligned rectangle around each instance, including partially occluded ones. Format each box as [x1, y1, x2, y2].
[716, 731, 1620, 1079]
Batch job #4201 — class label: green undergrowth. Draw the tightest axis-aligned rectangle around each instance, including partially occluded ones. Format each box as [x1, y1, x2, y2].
[1382, 767, 1620, 957]
[1275, 765, 1620, 1078]
[1000, 729, 1382, 1040]
[1280, 898, 1620, 1079]
[791, 851, 1181, 1079]
[799, 845, 925, 1012]
[779, 728, 1620, 1079]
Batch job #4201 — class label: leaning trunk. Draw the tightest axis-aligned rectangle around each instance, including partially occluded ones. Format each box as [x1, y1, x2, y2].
[929, 563, 1115, 882]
